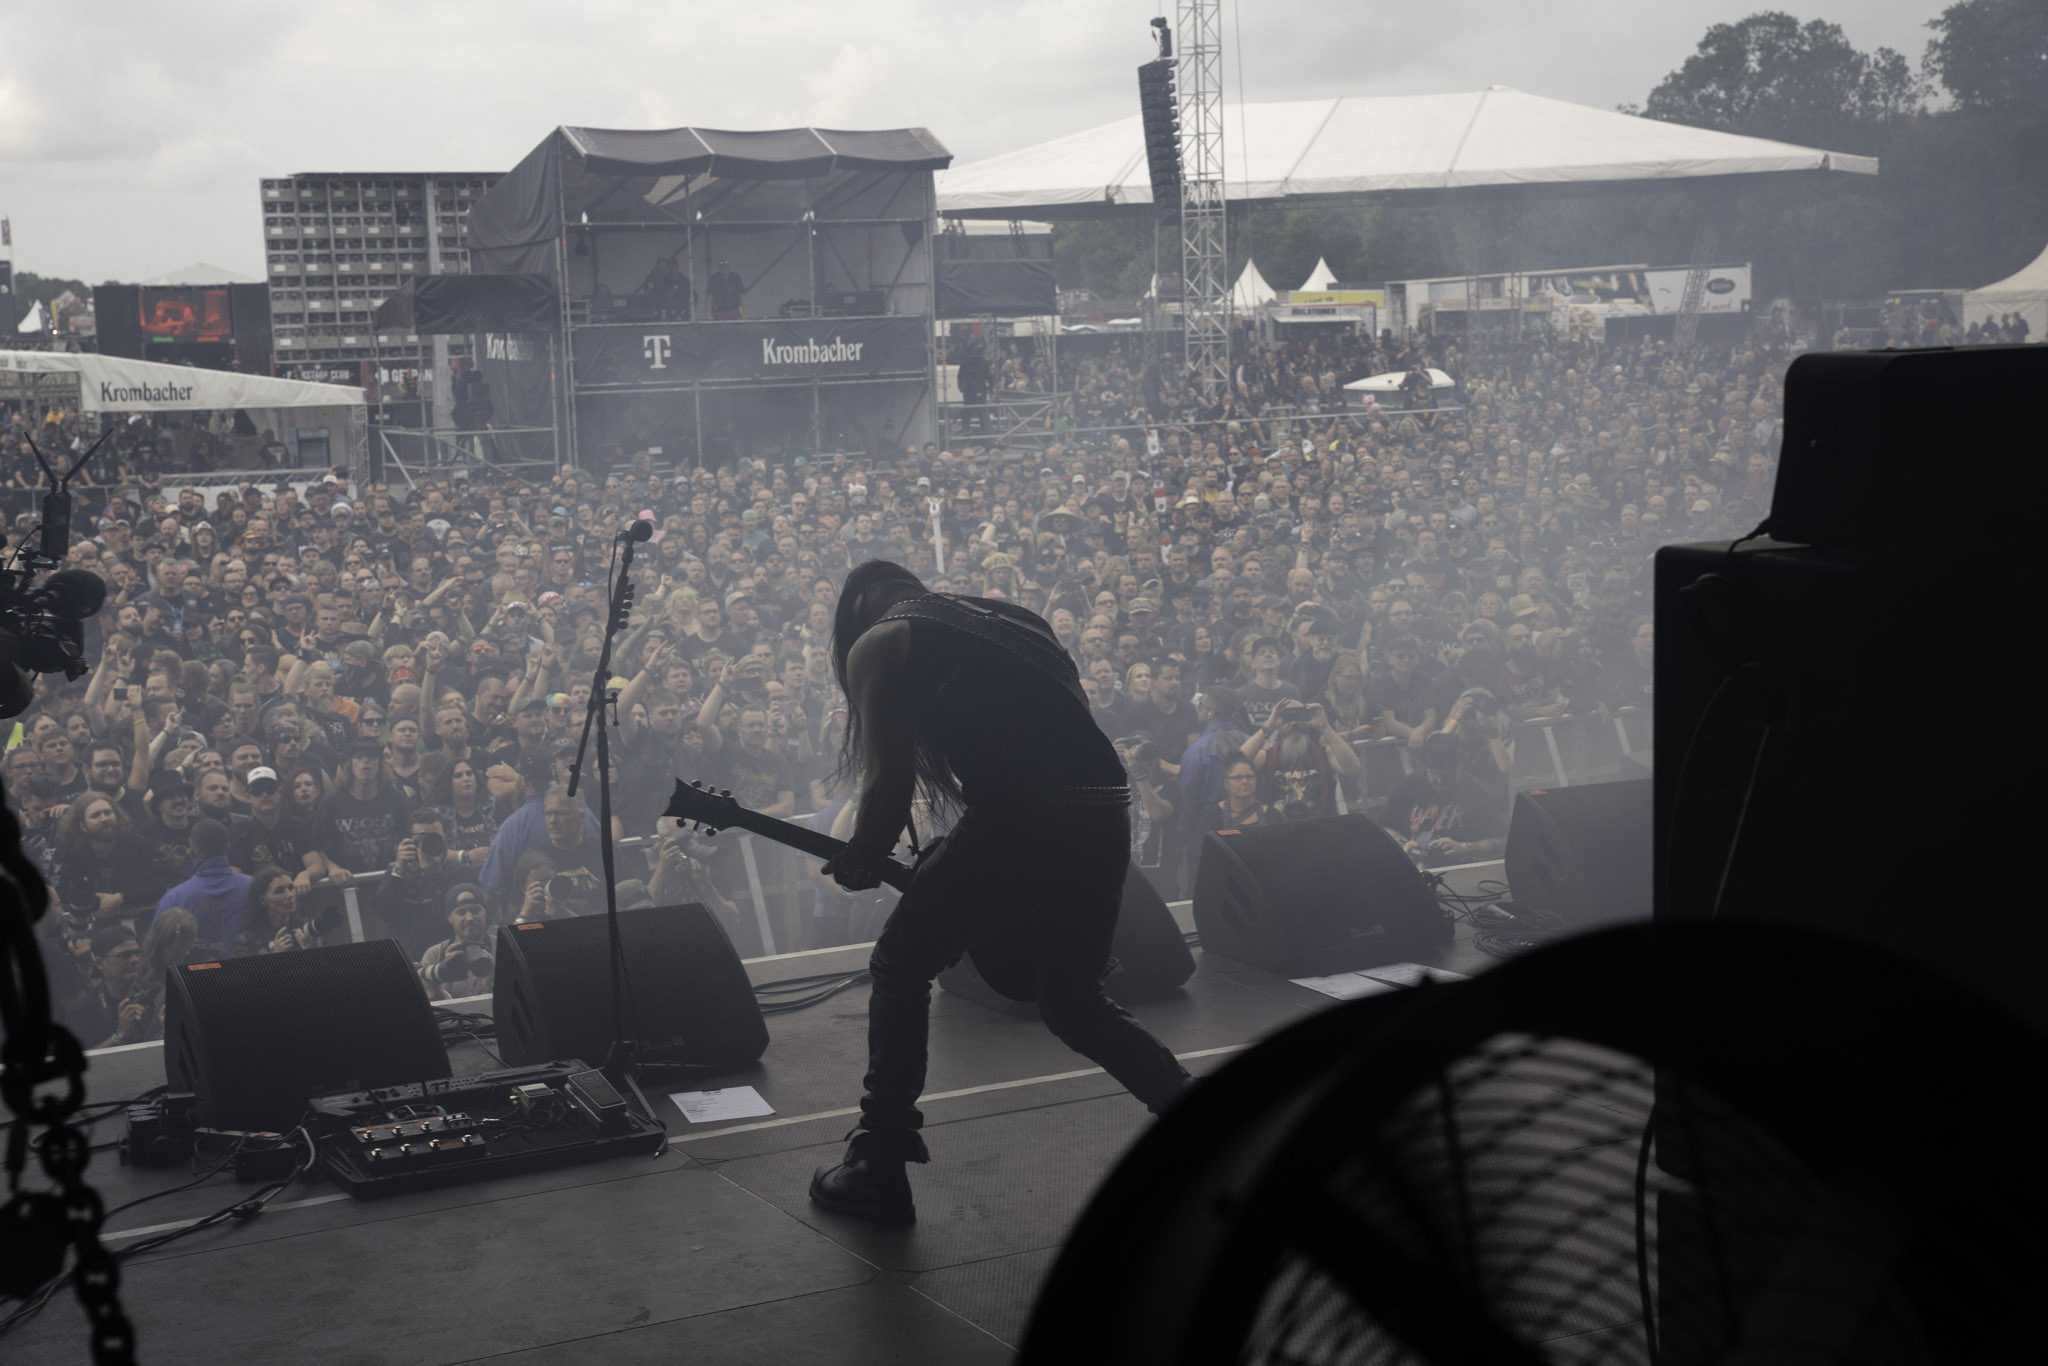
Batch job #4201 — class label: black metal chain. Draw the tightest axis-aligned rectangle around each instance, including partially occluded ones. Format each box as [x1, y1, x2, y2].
[2, 820, 136, 1363]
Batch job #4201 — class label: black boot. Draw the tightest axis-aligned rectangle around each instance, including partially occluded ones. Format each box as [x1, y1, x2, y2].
[809, 1129, 928, 1227]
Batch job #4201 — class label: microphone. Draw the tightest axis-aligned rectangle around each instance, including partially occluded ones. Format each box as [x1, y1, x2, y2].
[23, 569, 109, 621]
[617, 519, 655, 544]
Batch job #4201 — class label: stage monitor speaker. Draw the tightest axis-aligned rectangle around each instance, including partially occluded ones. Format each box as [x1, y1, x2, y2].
[1504, 779, 1652, 927]
[492, 904, 769, 1070]
[164, 939, 449, 1131]
[938, 860, 1196, 1016]
[1191, 814, 1448, 977]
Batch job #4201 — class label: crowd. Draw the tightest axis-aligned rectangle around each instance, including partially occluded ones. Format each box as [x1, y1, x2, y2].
[3, 318, 1788, 1052]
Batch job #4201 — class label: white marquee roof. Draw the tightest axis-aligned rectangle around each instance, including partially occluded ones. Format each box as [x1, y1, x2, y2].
[938, 86, 1877, 218]
[1298, 257, 1338, 292]
[1230, 260, 1277, 310]
[1968, 242, 2048, 300]
[0, 350, 364, 413]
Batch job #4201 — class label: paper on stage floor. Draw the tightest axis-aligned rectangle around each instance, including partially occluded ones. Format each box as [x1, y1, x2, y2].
[669, 1086, 776, 1123]
[1290, 963, 1469, 1000]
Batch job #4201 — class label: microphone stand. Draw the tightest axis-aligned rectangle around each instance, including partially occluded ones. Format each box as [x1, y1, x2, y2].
[565, 527, 660, 1133]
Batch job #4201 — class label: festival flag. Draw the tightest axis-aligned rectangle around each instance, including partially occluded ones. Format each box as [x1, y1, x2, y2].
[1, 218, 10, 247]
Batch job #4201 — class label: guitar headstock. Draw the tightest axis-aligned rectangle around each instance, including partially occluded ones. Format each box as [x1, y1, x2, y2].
[662, 777, 739, 836]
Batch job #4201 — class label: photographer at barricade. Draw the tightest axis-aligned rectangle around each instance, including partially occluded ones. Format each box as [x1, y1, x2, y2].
[64, 924, 162, 1049]
[418, 883, 496, 1001]
[382, 808, 461, 958]
[1239, 698, 1360, 822]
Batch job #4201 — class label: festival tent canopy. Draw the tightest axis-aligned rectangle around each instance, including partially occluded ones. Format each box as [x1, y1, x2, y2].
[1346, 367, 1456, 394]
[1297, 258, 1337, 292]
[1230, 260, 1277, 311]
[0, 350, 364, 413]
[937, 86, 1878, 219]
[1962, 242, 2048, 335]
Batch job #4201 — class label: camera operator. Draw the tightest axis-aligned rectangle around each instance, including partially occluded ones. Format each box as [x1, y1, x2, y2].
[64, 924, 161, 1049]
[1114, 732, 1178, 895]
[418, 883, 496, 1001]
[647, 821, 742, 924]
[382, 809, 460, 958]
[1240, 698, 1360, 822]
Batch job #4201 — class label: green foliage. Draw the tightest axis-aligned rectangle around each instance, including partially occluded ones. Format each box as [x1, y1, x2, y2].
[1640, 12, 1926, 152]
[1925, 0, 2048, 115]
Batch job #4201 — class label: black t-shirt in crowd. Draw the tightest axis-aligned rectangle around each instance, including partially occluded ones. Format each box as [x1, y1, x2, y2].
[713, 743, 795, 812]
[314, 786, 413, 872]
[229, 812, 316, 876]
[1366, 669, 1432, 726]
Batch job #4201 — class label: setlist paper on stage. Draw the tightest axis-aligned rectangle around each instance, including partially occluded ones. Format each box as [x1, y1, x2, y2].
[1289, 972, 1406, 1000]
[1291, 964, 1470, 999]
[669, 1087, 776, 1123]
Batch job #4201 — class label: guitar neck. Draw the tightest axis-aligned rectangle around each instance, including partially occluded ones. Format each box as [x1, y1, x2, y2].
[718, 806, 916, 895]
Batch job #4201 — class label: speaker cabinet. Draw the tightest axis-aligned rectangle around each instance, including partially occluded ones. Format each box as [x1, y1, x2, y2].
[164, 939, 449, 1131]
[1192, 815, 1448, 977]
[938, 860, 1196, 1016]
[1505, 779, 1652, 927]
[492, 904, 768, 1069]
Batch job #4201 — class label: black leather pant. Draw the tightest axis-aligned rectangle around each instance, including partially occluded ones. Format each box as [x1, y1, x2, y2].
[854, 794, 1192, 1158]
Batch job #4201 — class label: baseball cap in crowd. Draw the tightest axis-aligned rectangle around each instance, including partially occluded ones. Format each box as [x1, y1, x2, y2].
[915, 476, 931, 488]
[1508, 594, 1539, 618]
[246, 767, 280, 793]
[515, 698, 549, 715]
[1294, 605, 1339, 633]
[546, 693, 570, 708]
[348, 738, 384, 757]
[1128, 597, 1157, 614]
[537, 591, 563, 608]
[1246, 635, 1281, 658]
[388, 667, 418, 684]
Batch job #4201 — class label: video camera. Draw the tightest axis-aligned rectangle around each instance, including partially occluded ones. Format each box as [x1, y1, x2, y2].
[0, 433, 112, 717]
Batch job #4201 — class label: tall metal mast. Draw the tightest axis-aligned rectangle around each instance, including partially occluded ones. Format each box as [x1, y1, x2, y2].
[1176, 0, 1230, 399]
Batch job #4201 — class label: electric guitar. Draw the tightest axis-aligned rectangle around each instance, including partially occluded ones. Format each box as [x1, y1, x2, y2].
[661, 779, 916, 894]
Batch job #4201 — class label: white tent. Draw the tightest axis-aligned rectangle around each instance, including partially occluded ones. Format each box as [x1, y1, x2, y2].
[1230, 260, 1277, 311]
[1298, 258, 1338, 293]
[0, 350, 370, 478]
[15, 301, 47, 335]
[1963, 243, 2048, 337]
[938, 87, 1877, 218]
[140, 263, 258, 286]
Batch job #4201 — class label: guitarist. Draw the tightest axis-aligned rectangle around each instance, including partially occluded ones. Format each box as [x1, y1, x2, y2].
[809, 561, 1192, 1226]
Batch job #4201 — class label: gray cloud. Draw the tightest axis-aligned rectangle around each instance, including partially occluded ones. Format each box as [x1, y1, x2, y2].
[1, 0, 1942, 282]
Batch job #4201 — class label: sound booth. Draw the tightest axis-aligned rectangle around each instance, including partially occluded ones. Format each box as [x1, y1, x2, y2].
[1191, 815, 1448, 977]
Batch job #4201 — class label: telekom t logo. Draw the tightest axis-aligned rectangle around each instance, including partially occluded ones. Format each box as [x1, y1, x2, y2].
[643, 335, 671, 369]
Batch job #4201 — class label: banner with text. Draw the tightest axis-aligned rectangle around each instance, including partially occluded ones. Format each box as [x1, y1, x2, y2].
[572, 316, 927, 388]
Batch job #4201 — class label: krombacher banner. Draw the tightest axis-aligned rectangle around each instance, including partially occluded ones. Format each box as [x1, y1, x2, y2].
[572, 316, 926, 388]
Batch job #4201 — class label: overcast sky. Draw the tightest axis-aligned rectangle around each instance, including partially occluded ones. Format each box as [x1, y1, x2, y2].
[1, 0, 1943, 283]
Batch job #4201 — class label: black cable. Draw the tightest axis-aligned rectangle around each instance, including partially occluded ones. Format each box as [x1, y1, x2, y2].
[1634, 1098, 1661, 1365]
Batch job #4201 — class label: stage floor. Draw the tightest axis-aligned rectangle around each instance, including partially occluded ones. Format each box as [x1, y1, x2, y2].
[14, 862, 1520, 1364]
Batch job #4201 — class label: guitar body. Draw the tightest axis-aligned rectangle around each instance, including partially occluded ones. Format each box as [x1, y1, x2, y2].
[662, 779, 1109, 1004]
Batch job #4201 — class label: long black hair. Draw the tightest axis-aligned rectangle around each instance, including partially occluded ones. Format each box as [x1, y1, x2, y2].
[830, 560, 963, 819]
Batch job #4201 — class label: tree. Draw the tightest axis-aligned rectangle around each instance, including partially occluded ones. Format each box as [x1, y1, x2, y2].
[1925, 0, 2048, 116]
[1640, 12, 1926, 151]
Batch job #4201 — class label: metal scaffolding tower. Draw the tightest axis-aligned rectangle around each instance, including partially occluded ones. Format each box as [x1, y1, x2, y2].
[1176, 0, 1230, 398]
[1672, 224, 1720, 350]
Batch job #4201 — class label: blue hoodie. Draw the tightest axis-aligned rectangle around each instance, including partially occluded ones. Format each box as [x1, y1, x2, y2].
[155, 856, 254, 949]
